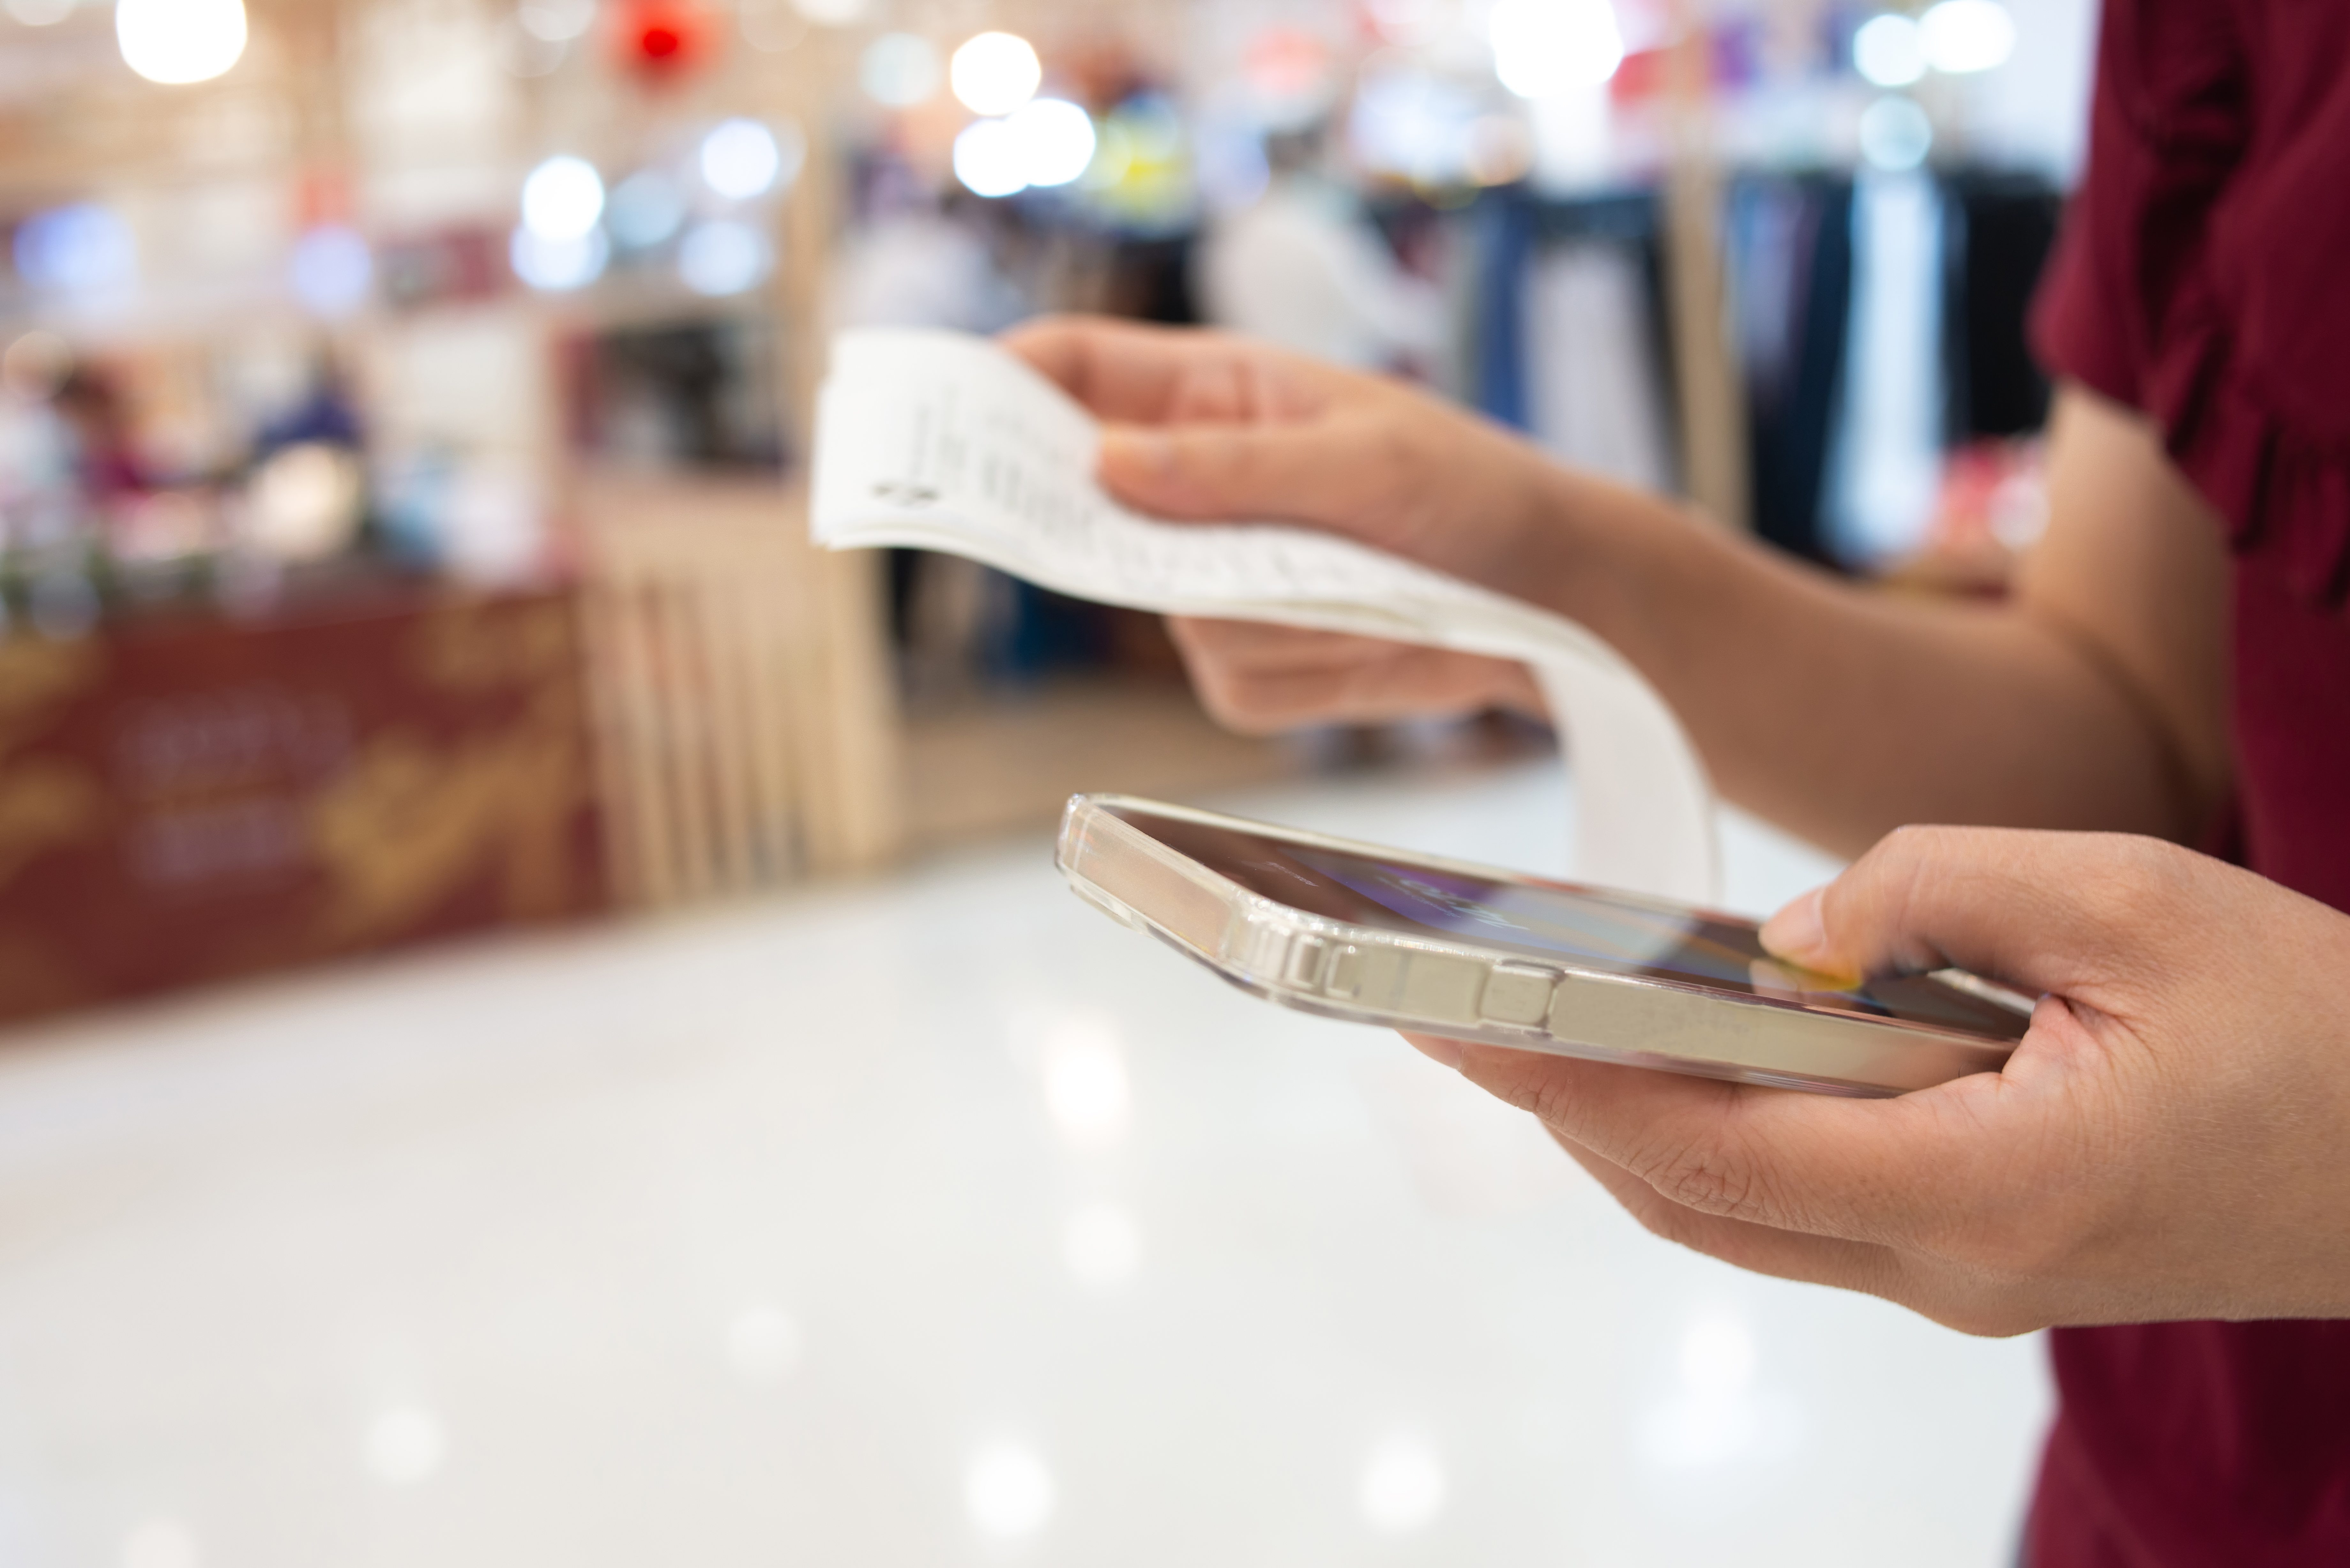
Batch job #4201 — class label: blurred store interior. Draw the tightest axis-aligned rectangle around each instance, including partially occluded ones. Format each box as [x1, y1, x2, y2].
[0, 0, 2085, 1562]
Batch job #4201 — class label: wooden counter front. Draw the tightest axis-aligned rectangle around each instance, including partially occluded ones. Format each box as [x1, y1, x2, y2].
[0, 590, 607, 1026]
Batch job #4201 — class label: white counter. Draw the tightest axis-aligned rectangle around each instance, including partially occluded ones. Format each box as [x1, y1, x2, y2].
[0, 758, 2048, 1567]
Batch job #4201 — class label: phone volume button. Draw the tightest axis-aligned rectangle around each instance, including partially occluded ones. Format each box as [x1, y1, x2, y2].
[1323, 944, 1364, 1000]
[1286, 935, 1329, 989]
[1480, 963, 1559, 1028]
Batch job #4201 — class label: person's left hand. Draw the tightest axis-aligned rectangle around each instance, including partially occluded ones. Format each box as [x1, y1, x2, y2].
[1408, 826, 2350, 1334]
[1165, 617, 1546, 734]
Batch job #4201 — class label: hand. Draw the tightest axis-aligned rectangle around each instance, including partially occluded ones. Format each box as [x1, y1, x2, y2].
[1002, 315, 1588, 733]
[1409, 827, 2350, 1334]
[1167, 617, 1546, 734]
[1000, 315, 1571, 597]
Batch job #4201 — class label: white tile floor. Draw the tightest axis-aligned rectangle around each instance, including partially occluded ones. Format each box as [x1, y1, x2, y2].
[0, 758, 2049, 1568]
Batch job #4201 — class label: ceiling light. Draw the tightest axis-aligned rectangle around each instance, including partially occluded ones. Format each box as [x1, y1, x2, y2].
[1853, 13, 1927, 87]
[950, 31, 1040, 117]
[521, 155, 604, 241]
[116, 0, 246, 84]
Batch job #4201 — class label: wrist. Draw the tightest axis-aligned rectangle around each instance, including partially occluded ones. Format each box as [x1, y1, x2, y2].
[1501, 457, 1676, 642]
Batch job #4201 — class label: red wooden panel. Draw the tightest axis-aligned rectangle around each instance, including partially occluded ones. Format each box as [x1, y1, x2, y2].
[0, 590, 608, 1025]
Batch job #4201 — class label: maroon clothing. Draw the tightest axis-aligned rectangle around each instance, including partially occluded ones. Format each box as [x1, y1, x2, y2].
[2026, 0, 2350, 1562]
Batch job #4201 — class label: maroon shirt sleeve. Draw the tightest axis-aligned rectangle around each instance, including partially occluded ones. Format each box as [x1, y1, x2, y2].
[2019, 9, 2350, 1568]
[2029, 195, 2142, 416]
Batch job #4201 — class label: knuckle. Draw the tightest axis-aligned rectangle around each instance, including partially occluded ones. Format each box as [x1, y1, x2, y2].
[1641, 1136, 1776, 1225]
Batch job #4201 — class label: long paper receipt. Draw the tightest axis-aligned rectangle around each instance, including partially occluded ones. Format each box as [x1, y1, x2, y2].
[810, 327, 1720, 904]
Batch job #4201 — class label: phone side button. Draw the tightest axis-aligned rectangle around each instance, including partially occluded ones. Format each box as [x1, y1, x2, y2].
[1481, 963, 1558, 1027]
[1286, 935, 1329, 989]
[1324, 944, 1364, 1000]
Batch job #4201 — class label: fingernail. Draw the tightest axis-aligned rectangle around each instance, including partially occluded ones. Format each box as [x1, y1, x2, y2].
[1759, 887, 1828, 965]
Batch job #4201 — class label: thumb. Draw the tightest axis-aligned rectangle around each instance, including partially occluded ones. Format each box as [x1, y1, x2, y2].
[1099, 421, 1350, 527]
[1759, 825, 2175, 1002]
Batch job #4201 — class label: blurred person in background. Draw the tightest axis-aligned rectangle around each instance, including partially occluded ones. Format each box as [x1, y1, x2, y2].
[1008, 0, 2350, 1562]
[1195, 124, 1442, 373]
[52, 366, 142, 507]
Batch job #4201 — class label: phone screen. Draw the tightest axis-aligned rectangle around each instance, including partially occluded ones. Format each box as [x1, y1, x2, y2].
[1109, 803, 2029, 1042]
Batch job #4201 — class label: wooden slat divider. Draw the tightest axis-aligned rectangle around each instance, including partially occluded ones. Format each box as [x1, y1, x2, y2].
[576, 474, 902, 909]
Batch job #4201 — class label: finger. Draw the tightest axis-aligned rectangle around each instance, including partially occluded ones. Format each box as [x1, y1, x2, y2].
[1183, 644, 1526, 731]
[1098, 419, 1362, 527]
[1544, 1126, 1907, 1299]
[1755, 825, 2211, 1004]
[999, 316, 1194, 421]
[1453, 1040, 2006, 1249]
[1167, 617, 1408, 671]
[1000, 317, 1322, 425]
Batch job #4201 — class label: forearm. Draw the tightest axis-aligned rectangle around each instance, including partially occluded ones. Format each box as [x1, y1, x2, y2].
[1011, 324, 2222, 855]
[1515, 471, 2201, 858]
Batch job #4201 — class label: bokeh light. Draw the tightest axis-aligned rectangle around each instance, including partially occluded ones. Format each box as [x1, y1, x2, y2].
[699, 118, 788, 200]
[511, 225, 609, 290]
[1680, 1312, 1757, 1395]
[120, 1519, 201, 1568]
[1853, 13, 1927, 88]
[518, 0, 594, 41]
[1352, 63, 1481, 184]
[13, 203, 136, 296]
[115, 0, 247, 84]
[677, 219, 770, 295]
[521, 155, 605, 241]
[364, 1406, 447, 1485]
[3, 0, 74, 26]
[248, 443, 366, 561]
[1006, 99, 1096, 189]
[1359, 1432, 1446, 1532]
[607, 170, 686, 248]
[290, 224, 373, 317]
[1859, 94, 1933, 170]
[724, 1306, 802, 1379]
[950, 31, 1041, 117]
[1489, 0, 1623, 99]
[860, 32, 940, 108]
[965, 1442, 1054, 1538]
[1922, 0, 2016, 74]
[1039, 1018, 1129, 1145]
[1062, 1201, 1142, 1290]
[952, 118, 1028, 199]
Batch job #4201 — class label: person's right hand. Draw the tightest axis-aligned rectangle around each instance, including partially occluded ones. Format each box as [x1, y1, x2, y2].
[1002, 315, 1594, 733]
[1411, 827, 2350, 1332]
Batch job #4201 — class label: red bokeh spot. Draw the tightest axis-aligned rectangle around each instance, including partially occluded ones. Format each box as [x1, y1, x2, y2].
[610, 0, 711, 79]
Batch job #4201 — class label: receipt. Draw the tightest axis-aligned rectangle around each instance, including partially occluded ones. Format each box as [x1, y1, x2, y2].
[811, 327, 1720, 904]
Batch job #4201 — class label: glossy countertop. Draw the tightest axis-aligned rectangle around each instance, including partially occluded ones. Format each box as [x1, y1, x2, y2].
[0, 758, 2049, 1567]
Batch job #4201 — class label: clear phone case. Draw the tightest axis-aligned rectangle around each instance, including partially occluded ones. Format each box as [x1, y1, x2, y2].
[1056, 794, 2022, 1097]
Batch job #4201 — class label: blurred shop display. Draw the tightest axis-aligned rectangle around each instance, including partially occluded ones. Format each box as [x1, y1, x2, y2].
[0, 592, 603, 1025]
[0, 0, 2093, 1024]
[566, 320, 786, 471]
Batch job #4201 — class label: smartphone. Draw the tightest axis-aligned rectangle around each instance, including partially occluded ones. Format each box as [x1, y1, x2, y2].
[1056, 794, 2033, 1097]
